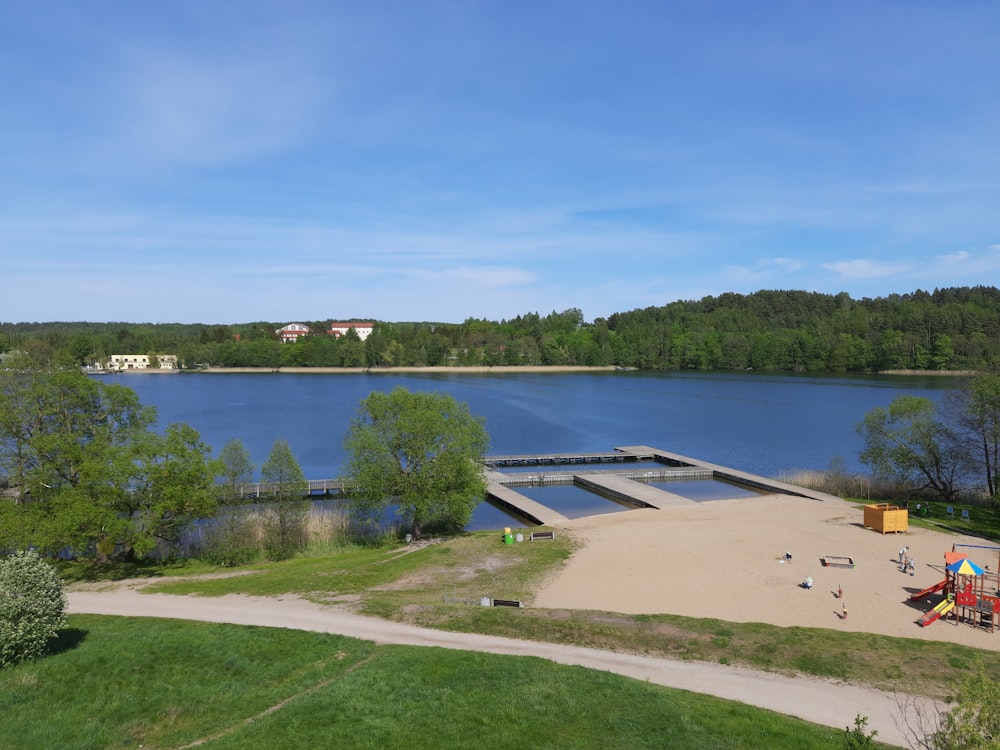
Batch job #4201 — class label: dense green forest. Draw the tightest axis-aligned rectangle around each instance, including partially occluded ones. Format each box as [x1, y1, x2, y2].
[3, 286, 1000, 373]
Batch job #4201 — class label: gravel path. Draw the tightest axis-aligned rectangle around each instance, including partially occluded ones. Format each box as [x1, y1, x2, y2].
[69, 589, 929, 747]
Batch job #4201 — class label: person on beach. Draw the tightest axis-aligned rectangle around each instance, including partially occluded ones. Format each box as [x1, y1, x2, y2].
[802, 575, 813, 589]
[898, 546, 908, 564]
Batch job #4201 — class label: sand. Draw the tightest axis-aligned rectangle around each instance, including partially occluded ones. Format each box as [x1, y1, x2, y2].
[534, 493, 1000, 650]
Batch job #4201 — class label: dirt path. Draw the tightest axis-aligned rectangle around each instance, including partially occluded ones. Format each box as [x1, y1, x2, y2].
[69, 589, 927, 747]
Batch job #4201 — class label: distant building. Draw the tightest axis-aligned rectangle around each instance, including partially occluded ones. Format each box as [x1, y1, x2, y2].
[327, 321, 375, 341]
[276, 323, 311, 343]
[107, 354, 178, 371]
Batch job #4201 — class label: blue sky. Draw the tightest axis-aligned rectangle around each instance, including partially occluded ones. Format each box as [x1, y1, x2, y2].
[2, 2, 999, 325]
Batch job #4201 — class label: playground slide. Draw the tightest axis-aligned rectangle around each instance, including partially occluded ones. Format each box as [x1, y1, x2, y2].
[910, 579, 948, 601]
[918, 599, 955, 627]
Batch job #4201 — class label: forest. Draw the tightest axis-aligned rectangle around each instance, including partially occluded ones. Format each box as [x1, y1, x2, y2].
[3, 286, 1000, 373]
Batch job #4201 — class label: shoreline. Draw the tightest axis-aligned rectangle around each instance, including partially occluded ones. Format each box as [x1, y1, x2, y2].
[187, 365, 619, 375]
[99, 365, 979, 376]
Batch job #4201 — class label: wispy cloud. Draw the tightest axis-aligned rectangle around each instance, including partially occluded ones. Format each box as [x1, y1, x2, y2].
[820, 259, 911, 280]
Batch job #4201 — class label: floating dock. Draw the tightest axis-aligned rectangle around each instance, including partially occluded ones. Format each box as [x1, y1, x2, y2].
[485, 445, 840, 526]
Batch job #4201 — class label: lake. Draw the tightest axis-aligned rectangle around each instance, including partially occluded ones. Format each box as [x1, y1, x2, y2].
[109, 369, 956, 480]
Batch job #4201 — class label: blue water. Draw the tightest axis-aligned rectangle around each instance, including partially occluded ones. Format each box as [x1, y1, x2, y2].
[111, 370, 954, 482]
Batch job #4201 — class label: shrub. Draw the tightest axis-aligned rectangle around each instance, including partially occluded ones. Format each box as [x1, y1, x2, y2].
[0, 550, 67, 667]
[262, 499, 310, 561]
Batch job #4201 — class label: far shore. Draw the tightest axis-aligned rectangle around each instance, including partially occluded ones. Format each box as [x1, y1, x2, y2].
[104, 365, 980, 376]
[187, 365, 620, 375]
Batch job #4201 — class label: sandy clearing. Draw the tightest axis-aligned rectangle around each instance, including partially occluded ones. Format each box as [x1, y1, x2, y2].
[536, 494, 1000, 650]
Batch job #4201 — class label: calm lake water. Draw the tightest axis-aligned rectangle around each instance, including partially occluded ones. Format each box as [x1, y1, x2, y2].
[111, 370, 955, 480]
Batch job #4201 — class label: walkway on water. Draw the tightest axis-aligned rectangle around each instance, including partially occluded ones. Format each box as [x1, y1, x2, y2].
[232, 445, 840, 525]
[485, 445, 840, 526]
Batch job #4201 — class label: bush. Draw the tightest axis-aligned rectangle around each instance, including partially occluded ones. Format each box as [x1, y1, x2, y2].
[0, 550, 67, 667]
[195, 512, 263, 567]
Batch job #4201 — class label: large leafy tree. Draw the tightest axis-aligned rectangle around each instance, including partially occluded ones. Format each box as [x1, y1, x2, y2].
[0, 358, 220, 561]
[344, 386, 489, 537]
[858, 394, 965, 501]
[945, 373, 1000, 500]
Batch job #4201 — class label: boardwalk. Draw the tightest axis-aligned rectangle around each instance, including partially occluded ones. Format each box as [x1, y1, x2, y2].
[233, 445, 839, 525]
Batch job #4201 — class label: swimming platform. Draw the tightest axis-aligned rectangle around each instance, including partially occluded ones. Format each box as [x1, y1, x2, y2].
[484, 445, 840, 526]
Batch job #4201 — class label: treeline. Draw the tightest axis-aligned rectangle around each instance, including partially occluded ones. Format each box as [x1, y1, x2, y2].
[3, 286, 1000, 372]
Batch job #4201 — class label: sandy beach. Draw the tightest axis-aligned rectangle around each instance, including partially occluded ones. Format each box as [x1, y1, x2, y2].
[535, 493, 1000, 650]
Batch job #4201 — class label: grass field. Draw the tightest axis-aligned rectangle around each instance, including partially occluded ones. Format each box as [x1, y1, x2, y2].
[1, 615, 886, 750]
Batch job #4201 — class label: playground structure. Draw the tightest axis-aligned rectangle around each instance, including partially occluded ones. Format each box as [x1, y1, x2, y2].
[863, 503, 908, 535]
[914, 544, 1000, 630]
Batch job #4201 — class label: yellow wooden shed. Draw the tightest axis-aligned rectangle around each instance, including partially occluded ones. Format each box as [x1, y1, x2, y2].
[863, 503, 908, 534]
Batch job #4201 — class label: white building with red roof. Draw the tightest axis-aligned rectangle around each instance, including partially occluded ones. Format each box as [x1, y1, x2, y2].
[327, 321, 375, 341]
[275, 323, 311, 343]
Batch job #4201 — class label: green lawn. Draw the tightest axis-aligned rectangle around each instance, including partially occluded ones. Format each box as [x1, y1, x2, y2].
[1, 615, 885, 750]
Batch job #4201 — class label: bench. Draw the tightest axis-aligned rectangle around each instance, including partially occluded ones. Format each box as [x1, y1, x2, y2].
[530, 530, 556, 541]
[492, 599, 523, 608]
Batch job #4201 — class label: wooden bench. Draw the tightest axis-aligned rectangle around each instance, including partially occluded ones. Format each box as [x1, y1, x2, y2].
[530, 530, 556, 541]
[492, 599, 523, 608]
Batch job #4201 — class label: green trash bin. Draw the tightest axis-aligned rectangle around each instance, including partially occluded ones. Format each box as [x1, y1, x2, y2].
[920, 504, 929, 517]
[503, 527, 514, 545]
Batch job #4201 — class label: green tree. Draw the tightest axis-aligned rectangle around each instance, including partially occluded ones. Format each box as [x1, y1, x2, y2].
[344, 386, 489, 537]
[0, 360, 220, 560]
[259, 439, 308, 560]
[0, 550, 67, 668]
[919, 672, 1000, 749]
[218, 437, 256, 497]
[946, 373, 1000, 499]
[260, 439, 306, 490]
[858, 394, 964, 501]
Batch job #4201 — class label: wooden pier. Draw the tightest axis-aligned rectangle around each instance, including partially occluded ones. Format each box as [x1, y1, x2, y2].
[483, 445, 841, 525]
[231, 445, 840, 528]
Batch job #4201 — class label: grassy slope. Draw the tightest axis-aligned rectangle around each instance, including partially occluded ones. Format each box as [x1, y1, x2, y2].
[2, 615, 877, 750]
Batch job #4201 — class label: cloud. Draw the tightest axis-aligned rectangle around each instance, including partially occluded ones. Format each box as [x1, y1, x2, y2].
[111, 51, 325, 168]
[936, 250, 970, 264]
[410, 266, 536, 288]
[820, 259, 910, 280]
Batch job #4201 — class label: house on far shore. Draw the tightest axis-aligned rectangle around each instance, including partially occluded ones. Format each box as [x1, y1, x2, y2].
[327, 321, 375, 341]
[276, 323, 311, 343]
[107, 354, 178, 371]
